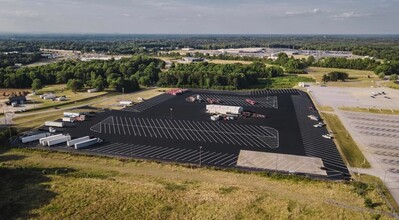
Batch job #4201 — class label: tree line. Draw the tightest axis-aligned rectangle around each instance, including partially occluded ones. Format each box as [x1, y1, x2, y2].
[0, 56, 164, 93]
[2, 34, 399, 60]
[0, 53, 42, 68]
[158, 62, 284, 90]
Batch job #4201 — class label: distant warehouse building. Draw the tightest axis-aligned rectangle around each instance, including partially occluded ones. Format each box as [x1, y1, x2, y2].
[206, 105, 243, 115]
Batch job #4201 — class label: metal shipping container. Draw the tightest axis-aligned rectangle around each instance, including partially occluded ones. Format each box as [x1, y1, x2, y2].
[67, 136, 90, 147]
[45, 121, 64, 128]
[47, 135, 71, 147]
[74, 138, 101, 149]
[21, 133, 50, 143]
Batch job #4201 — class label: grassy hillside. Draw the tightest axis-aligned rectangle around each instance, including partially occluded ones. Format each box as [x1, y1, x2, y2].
[1, 148, 397, 219]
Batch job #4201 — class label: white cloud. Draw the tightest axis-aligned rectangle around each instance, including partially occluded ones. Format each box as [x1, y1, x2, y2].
[284, 8, 324, 16]
[332, 11, 371, 20]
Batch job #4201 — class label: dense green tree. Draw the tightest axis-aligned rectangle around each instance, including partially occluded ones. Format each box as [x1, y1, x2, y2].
[67, 79, 84, 92]
[324, 71, 349, 82]
[31, 79, 43, 91]
[390, 74, 398, 81]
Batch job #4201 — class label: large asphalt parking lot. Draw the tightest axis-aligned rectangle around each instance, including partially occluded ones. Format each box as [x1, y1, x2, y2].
[54, 88, 349, 179]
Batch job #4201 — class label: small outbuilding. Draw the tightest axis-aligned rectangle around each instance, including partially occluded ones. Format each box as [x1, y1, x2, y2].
[6, 96, 26, 105]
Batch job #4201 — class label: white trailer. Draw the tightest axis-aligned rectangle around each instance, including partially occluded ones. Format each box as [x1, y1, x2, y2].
[87, 88, 98, 93]
[39, 134, 64, 145]
[47, 135, 71, 147]
[63, 112, 80, 118]
[42, 94, 56, 100]
[206, 104, 243, 115]
[67, 136, 90, 147]
[74, 138, 101, 149]
[40, 93, 54, 99]
[21, 133, 50, 144]
[119, 100, 133, 105]
[45, 121, 64, 128]
[55, 97, 67, 101]
[62, 117, 75, 123]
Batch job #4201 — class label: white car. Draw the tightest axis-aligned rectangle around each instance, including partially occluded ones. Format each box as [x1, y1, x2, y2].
[313, 122, 326, 128]
[322, 134, 333, 139]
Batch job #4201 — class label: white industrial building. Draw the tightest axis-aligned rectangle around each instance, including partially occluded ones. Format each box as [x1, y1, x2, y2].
[206, 105, 243, 115]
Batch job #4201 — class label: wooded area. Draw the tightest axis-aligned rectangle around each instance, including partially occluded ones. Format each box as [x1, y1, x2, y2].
[0, 56, 163, 92]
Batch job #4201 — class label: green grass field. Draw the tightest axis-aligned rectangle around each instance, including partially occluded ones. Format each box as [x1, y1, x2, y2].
[0, 148, 396, 219]
[339, 107, 399, 115]
[320, 112, 370, 168]
[29, 84, 110, 109]
[249, 75, 315, 89]
[305, 67, 378, 87]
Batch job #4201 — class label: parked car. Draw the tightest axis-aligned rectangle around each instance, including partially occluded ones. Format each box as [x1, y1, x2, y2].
[313, 122, 326, 128]
[322, 134, 333, 139]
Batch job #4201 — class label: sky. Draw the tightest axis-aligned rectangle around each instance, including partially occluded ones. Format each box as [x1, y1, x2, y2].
[0, 0, 398, 34]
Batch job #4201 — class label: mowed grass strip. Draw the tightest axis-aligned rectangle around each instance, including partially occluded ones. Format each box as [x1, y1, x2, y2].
[0, 148, 396, 219]
[248, 75, 315, 89]
[339, 107, 399, 115]
[317, 106, 334, 112]
[321, 112, 370, 168]
[13, 110, 64, 131]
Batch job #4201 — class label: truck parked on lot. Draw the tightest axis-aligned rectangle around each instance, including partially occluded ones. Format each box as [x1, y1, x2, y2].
[245, 99, 256, 105]
[62, 117, 75, 123]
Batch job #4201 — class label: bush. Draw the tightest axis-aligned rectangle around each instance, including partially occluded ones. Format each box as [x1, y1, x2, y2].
[0, 127, 18, 145]
[378, 72, 385, 79]
[364, 197, 374, 208]
[389, 74, 398, 81]
[352, 181, 369, 196]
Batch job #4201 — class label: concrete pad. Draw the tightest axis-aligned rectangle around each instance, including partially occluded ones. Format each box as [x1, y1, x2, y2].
[237, 150, 327, 176]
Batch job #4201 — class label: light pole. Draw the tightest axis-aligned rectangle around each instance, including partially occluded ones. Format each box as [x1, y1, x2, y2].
[199, 146, 202, 167]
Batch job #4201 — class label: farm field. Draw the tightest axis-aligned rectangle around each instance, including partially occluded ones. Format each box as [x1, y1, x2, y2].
[0, 148, 397, 220]
[305, 67, 378, 87]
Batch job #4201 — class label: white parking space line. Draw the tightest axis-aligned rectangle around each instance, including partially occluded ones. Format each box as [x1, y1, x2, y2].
[124, 117, 131, 135]
[92, 115, 278, 149]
